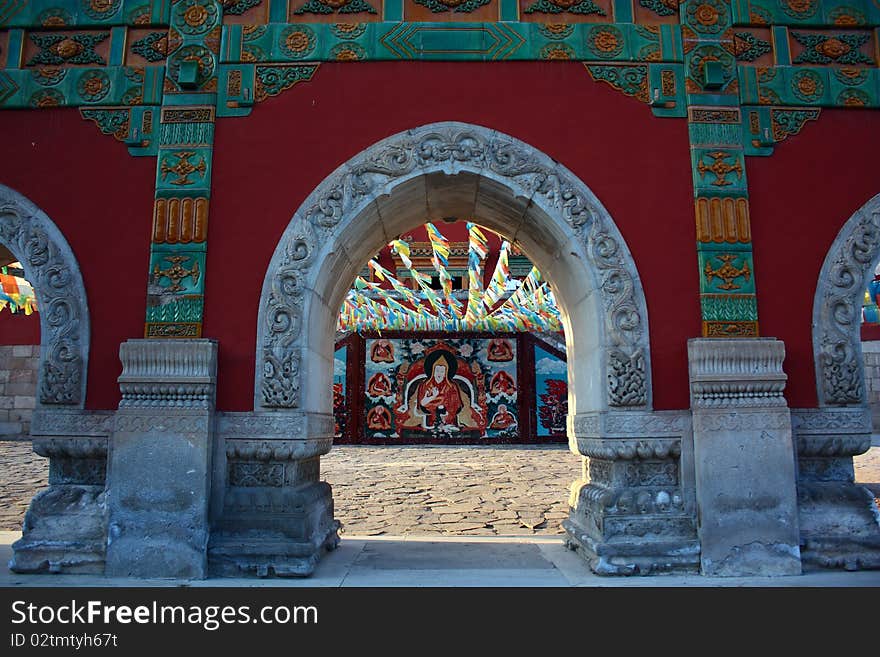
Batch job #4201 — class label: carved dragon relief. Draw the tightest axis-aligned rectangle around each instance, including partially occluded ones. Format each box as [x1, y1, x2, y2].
[813, 195, 880, 406]
[0, 185, 89, 408]
[257, 123, 651, 410]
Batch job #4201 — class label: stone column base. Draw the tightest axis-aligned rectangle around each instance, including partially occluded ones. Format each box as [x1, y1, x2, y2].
[10, 484, 108, 574]
[563, 515, 700, 576]
[208, 481, 340, 577]
[798, 481, 880, 570]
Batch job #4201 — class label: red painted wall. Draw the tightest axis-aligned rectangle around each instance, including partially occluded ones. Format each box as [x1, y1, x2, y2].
[3, 65, 873, 414]
[0, 108, 155, 409]
[0, 311, 39, 344]
[748, 109, 880, 409]
[206, 61, 700, 411]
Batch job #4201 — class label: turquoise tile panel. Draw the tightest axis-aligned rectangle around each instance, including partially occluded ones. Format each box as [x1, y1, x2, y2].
[269, 0, 289, 22]
[499, 0, 519, 21]
[612, 0, 633, 23]
[698, 251, 756, 294]
[5, 28, 24, 68]
[156, 146, 212, 192]
[109, 26, 127, 65]
[772, 26, 790, 65]
[828, 66, 878, 107]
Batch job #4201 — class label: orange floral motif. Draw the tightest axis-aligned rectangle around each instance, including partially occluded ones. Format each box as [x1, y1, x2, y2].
[334, 49, 359, 61]
[90, 0, 115, 12]
[42, 16, 67, 26]
[593, 30, 620, 53]
[184, 4, 209, 27]
[286, 32, 311, 53]
[833, 15, 859, 25]
[785, 0, 814, 14]
[797, 75, 818, 97]
[815, 37, 851, 59]
[544, 47, 571, 60]
[543, 24, 571, 37]
[52, 38, 83, 59]
[694, 3, 719, 25]
[81, 76, 105, 96]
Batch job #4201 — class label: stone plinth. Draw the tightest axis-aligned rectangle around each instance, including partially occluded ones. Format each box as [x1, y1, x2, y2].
[104, 339, 217, 579]
[792, 408, 880, 570]
[207, 412, 339, 577]
[564, 411, 700, 575]
[10, 432, 109, 574]
[689, 338, 801, 576]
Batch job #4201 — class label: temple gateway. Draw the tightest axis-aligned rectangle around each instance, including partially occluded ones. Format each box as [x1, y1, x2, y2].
[1, 0, 879, 578]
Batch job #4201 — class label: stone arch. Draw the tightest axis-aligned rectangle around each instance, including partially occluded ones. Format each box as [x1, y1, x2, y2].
[813, 192, 880, 407]
[255, 122, 652, 421]
[0, 184, 90, 408]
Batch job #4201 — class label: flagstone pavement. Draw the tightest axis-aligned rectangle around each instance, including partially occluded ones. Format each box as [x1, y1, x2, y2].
[1, 440, 879, 536]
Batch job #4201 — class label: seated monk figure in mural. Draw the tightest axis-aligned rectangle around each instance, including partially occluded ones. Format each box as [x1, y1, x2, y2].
[367, 372, 392, 397]
[370, 339, 394, 363]
[399, 349, 482, 431]
[489, 370, 516, 396]
[487, 338, 513, 362]
[489, 403, 516, 430]
[367, 405, 392, 430]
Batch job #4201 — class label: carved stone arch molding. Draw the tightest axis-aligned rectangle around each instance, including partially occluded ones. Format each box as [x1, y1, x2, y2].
[256, 122, 652, 413]
[0, 184, 90, 407]
[813, 192, 880, 407]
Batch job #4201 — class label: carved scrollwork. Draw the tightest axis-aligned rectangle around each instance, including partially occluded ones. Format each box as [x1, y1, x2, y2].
[814, 197, 880, 406]
[577, 437, 681, 460]
[0, 186, 90, 408]
[257, 123, 651, 411]
[261, 350, 300, 408]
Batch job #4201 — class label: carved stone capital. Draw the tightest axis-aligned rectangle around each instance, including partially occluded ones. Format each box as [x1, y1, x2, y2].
[32, 436, 107, 460]
[575, 437, 681, 461]
[118, 339, 218, 409]
[225, 438, 332, 463]
[688, 338, 788, 408]
[572, 411, 691, 438]
[31, 409, 114, 437]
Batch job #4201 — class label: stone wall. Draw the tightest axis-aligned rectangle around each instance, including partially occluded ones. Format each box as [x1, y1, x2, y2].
[863, 341, 880, 433]
[0, 345, 38, 438]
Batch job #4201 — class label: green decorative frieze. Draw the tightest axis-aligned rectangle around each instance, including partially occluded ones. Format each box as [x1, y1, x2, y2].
[293, 0, 377, 13]
[254, 64, 318, 101]
[132, 31, 169, 62]
[523, 0, 606, 14]
[700, 294, 759, 322]
[413, 0, 492, 12]
[27, 32, 109, 66]
[81, 107, 129, 138]
[791, 32, 873, 65]
[146, 295, 205, 323]
[222, 0, 263, 14]
[160, 121, 215, 145]
[733, 32, 772, 62]
[587, 64, 649, 103]
[639, 0, 679, 17]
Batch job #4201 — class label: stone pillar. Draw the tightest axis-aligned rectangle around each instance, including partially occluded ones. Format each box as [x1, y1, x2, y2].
[207, 412, 339, 577]
[792, 408, 880, 570]
[105, 339, 217, 579]
[10, 410, 113, 574]
[688, 338, 802, 576]
[563, 411, 700, 575]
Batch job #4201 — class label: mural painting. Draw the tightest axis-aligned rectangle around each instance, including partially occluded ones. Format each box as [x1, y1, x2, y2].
[534, 345, 568, 439]
[333, 344, 347, 439]
[364, 337, 518, 442]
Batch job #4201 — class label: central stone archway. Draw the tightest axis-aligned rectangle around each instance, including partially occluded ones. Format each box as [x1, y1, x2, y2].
[210, 123, 700, 577]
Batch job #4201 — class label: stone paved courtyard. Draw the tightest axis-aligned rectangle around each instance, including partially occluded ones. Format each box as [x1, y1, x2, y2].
[1, 440, 879, 536]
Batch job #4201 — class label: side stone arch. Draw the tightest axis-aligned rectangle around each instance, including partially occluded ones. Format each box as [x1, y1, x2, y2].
[0, 184, 90, 408]
[813, 192, 880, 407]
[255, 122, 653, 415]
